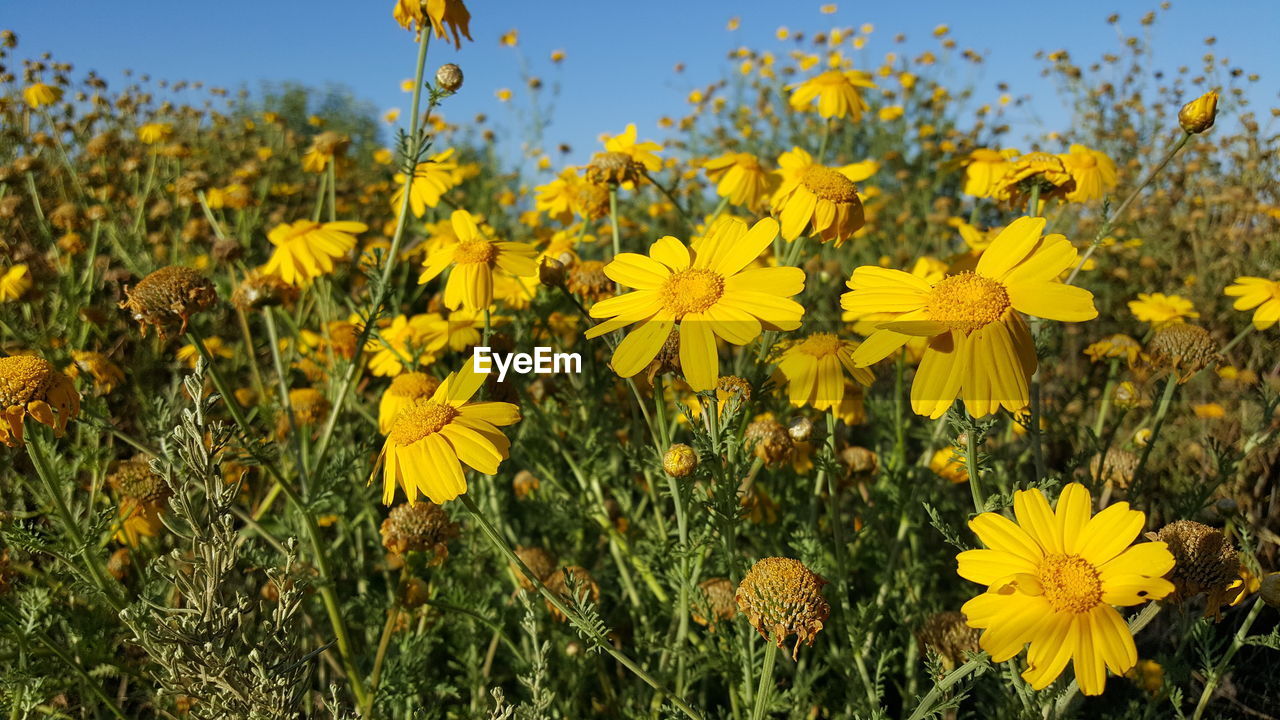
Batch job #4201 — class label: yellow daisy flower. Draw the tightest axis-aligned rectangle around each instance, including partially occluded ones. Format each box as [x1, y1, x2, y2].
[787, 69, 877, 120]
[1057, 144, 1118, 203]
[137, 122, 174, 145]
[372, 361, 520, 505]
[261, 220, 368, 286]
[1223, 276, 1280, 330]
[1084, 334, 1142, 367]
[22, 82, 63, 109]
[0, 355, 81, 447]
[368, 314, 446, 377]
[534, 168, 581, 224]
[603, 124, 662, 172]
[378, 371, 442, 434]
[775, 333, 873, 411]
[770, 147, 876, 244]
[586, 217, 804, 391]
[961, 148, 1019, 198]
[393, 0, 473, 48]
[703, 152, 773, 211]
[1127, 292, 1199, 327]
[958, 483, 1174, 695]
[842, 217, 1098, 418]
[0, 264, 32, 302]
[418, 210, 538, 311]
[391, 149, 462, 218]
[993, 152, 1076, 208]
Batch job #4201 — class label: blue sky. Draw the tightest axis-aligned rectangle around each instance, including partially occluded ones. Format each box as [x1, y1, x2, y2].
[6, 1, 1277, 171]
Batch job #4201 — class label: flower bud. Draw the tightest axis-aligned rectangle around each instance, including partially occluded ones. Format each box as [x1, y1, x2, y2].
[538, 256, 566, 288]
[436, 63, 464, 93]
[1178, 91, 1218, 134]
[663, 443, 698, 477]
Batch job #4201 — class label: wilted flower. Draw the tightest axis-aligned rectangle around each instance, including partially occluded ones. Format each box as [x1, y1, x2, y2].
[1150, 520, 1241, 617]
[0, 355, 82, 447]
[380, 501, 459, 564]
[736, 557, 830, 659]
[119, 266, 218, 338]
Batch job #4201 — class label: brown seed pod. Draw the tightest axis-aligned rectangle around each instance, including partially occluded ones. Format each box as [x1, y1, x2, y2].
[736, 557, 829, 659]
[118, 265, 218, 338]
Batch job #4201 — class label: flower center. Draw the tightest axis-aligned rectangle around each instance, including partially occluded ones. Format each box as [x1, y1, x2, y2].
[926, 272, 1011, 334]
[387, 400, 459, 446]
[1038, 554, 1103, 614]
[799, 165, 859, 203]
[659, 268, 725, 318]
[453, 240, 497, 265]
[0, 355, 53, 407]
[797, 333, 842, 357]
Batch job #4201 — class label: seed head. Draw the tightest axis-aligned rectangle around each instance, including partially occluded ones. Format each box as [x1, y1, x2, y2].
[1147, 323, 1219, 382]
[512, 546, 556, 593]
[736, 557, 829, 659]
[586, 151, 643, 186]
[1088, 449, 1139, 489]
[380, 501, 459, 565]
[108, 457, 169, 504]
[663, 443, 698, 477]
[745, 418, 794, 467]
[692, 577, 736, 629]
[1151, 520, 1240, 617]
[436, 63, 464, 93]
[231, 272, 298, 310]
[118, 266, 218, 338]
[915, 611, 980, 671]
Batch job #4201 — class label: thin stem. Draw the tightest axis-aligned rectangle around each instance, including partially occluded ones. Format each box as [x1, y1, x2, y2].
[459, 494, 704, 720]
[963, 417, 985, 513]
[905, 653, 990, 720]
[1192, 598, 1265, 720]
[748, 640, 778, 720]
[365, 603, 401, 717]
[1132, 375, 1179, 488]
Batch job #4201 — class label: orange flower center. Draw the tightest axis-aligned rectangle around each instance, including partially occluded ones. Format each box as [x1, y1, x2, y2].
[0, 355, 54, 407]
[1038, 554, 1103, 613]
[387, 400, 458, 446]
[926, 272, 1011, 334]
[660, 268, 724, 318]
[799, 165, 859, 203]
[796, 333, 843, 357]
[453, 240, 497, 265]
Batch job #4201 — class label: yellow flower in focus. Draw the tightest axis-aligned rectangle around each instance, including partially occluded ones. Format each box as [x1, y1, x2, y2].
[372, 361, 520, 505]
[603, 124, 662, 173]
[843, 217, 1098, 418]
[1224, 277, 1280, 330]
[775, 333, 873, 411]
[770, 147, 874, 244]
[787, 69, 876, 120]
[137, 123, 174, 145]
[1178, 90, 1218, 134]
[393, 0, 473, 48]
[0, 355, 81, 447]
[379, 371, 442, 434]
[958, 483, 1174, 695]
[1127, 292, 1199, 327]
[961, 148, 1018, 198]
[0, 265, 32, 302]
[1057, 144, 1118, 203]
[418, 210, 538, 311]
[261, 220, 368, 286]
[702, 152, 773, 212]
[391, 149, 462, 217]
[587, 217, 805, 391]
[23, 82, 63, 109]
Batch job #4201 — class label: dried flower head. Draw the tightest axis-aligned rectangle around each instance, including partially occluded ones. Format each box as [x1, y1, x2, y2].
[436, 63, 464, 93]
[544, 565, 600, 622]
[512, 546, 557, 592]
[736, 557, 830, 659]
[915, 611, 980, 671]
[692, 577, 737, 629]
[108, 457, 169, 505]
[745, 417, 794, 466]
[841, 446, 878, 476]
[1089, 449, 1139, 489]
[512, 469, 541, 499]
[231, 271, 299, 310]
[379, 501, 459, 565]
[1147, 323, 1219, 382]
[585, 151, 643, 186]
[566, 259, 612, 302]
[118, 266, 218, 338]
[0, 355, 81, 447]
[663, 443, 698, 477]
[1150, 520, 1240, 617]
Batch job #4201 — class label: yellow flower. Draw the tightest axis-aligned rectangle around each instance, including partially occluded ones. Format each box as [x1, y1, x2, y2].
[177, 337, 234, 368]
[877, 105, 904, 121]
[775, 333, 873, 411]
[418, 210, 538, 311]
[378, 372, 442, 434]
[23, 83, 63, 109]
[770, 147, 875, 244]
[534, 169, 581, 224]
[261, 220, 368, 286]
[0, 265, 32, 302]
[1057, 144, 1118, 203]
[1084, 334, 1142, 367]
[0, 355, 81, 447]
[958, 484, 1174, 695]
[391, 149, 462, 217]
[1224, 276, 1280, 330]
[1193, 403, 1226, 419]
[703, 152, 773, 212]
[499, 29, 518, 46]
[994, 152, 1076, 208]
[962, 148, 1019, 198]
[1127, 292, 1199, 326]
[67, 351, 124, 395]
[393, 0, 473, 48]
[1178, 90, 1218, 134]
[372, 362, 521, 505]
[137, 123, 174, 145]
[928, 446, 968, 483]
[603, 124, 662, 173]
[787, 69, 876, 119]
[368, 314, 446, 377]
[843, 217, 1098, 418]
[587, 217, 804, 391]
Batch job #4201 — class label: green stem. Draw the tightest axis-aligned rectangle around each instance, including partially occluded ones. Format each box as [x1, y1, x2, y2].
[963, 416, 985, 513]
[905, 653, 990, 720]
[1192, 598, 1265, 720]
[459, 494, 704, 720]
[748, 639, 779, 720]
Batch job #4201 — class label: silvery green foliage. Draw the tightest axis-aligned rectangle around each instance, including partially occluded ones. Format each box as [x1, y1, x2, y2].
[122, 365, 314, 718]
